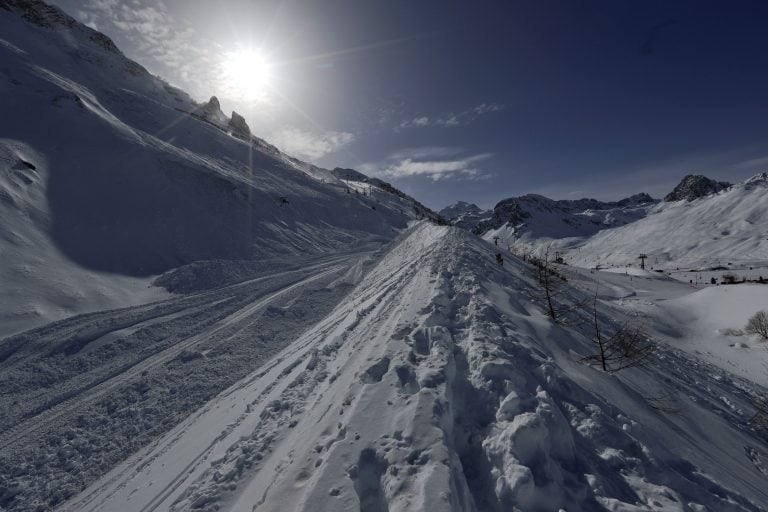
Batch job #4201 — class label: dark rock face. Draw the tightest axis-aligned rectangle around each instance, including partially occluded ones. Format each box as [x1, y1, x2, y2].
[228, 111, 250, 138]
[664, 175, 730, 202]
[205, 96, 221, 112]
[195, 96, 224, 123]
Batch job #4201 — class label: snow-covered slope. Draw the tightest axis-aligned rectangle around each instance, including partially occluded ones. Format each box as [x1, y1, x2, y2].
[0, 0, 431, 335]
[54, 224, 768, 512]
[562, 173, 768, 269]
[0, 140, 169, 337]
[471, 174, 768, 270]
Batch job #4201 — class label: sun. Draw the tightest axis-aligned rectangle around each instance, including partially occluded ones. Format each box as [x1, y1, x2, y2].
[221, 48, 272, 102]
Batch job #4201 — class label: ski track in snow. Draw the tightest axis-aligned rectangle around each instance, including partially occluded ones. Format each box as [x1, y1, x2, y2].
[0, 258, 347, 450]
[51, 224, 768, 512]
[0, 251, 375, 511]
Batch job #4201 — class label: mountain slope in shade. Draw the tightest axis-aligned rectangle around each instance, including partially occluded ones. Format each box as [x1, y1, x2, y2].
[0, 0, 432, 335]
[439, 201, 482, 219]
[439, 201, 491, 230]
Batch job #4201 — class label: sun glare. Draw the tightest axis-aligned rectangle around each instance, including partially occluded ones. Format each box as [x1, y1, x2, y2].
[222, 49, 272, 102]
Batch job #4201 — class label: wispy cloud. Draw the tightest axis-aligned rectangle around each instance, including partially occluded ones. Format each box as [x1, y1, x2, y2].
[361, 147, 493, 182]
[268, 127, 355, 161]
[397, 102, 504, 131]
[75, 0, 223, 100]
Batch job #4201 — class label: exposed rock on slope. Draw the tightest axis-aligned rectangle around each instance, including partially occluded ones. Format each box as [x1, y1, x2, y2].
[664, 174, 731, 202]
[194, 95, 228, 126]
[228, 110, 251, 139]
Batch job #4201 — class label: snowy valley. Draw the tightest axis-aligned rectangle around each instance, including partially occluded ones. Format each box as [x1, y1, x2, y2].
[1, 1, 768, 512]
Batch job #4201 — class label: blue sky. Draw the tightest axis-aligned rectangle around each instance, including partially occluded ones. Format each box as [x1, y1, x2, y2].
[50, 0, 768, 209]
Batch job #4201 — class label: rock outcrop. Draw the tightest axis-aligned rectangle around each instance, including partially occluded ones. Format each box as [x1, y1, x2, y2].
[228, 111, 250, 139]
[664, 174, 730, 202]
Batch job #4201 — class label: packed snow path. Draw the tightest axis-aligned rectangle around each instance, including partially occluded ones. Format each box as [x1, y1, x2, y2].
[54, 224, 768, 512]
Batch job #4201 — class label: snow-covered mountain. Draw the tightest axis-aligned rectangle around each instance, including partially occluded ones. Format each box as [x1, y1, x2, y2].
[474, 192, 657, 239]
[0, 0, 433, 336]
[563, 172, 768, 269]
[438, 201, 482, 220]
[438, 201, 492, 230]
[466, 173, 768, 269]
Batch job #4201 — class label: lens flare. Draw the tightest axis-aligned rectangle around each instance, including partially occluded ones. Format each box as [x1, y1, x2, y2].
[221, 49, 271, 102]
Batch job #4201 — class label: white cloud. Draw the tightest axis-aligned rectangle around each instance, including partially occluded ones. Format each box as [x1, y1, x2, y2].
[397, 102, 504, 131]
[472, 102, 504, 115]
[75, 0, 221, 100]
[388, 146, 463, 160]
[268, 127, 355, 161]
[362, 147, 493, 182]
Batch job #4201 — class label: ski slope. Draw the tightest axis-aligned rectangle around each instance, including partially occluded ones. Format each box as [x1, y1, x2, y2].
[54, 224, 768, 512]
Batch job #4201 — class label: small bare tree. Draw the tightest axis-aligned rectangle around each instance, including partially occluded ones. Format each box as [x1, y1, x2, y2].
[583, 284, 655, 372]
[745, 310, 768, 340]
[529, 244, 569, 321]
[522, 244, 592, 325]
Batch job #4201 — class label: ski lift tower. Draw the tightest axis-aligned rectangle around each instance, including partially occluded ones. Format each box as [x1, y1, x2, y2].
[493, 236, 500, 246]
[638, 253, 648, 270]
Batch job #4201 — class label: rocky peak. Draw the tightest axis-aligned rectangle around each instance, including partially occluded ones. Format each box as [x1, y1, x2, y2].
[228, 111, 250, 139]
[192, 96, 227, 127]
[744, 172, 768, 186]
[205, 96, 221, 112]
[664, 175, 730, 202]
